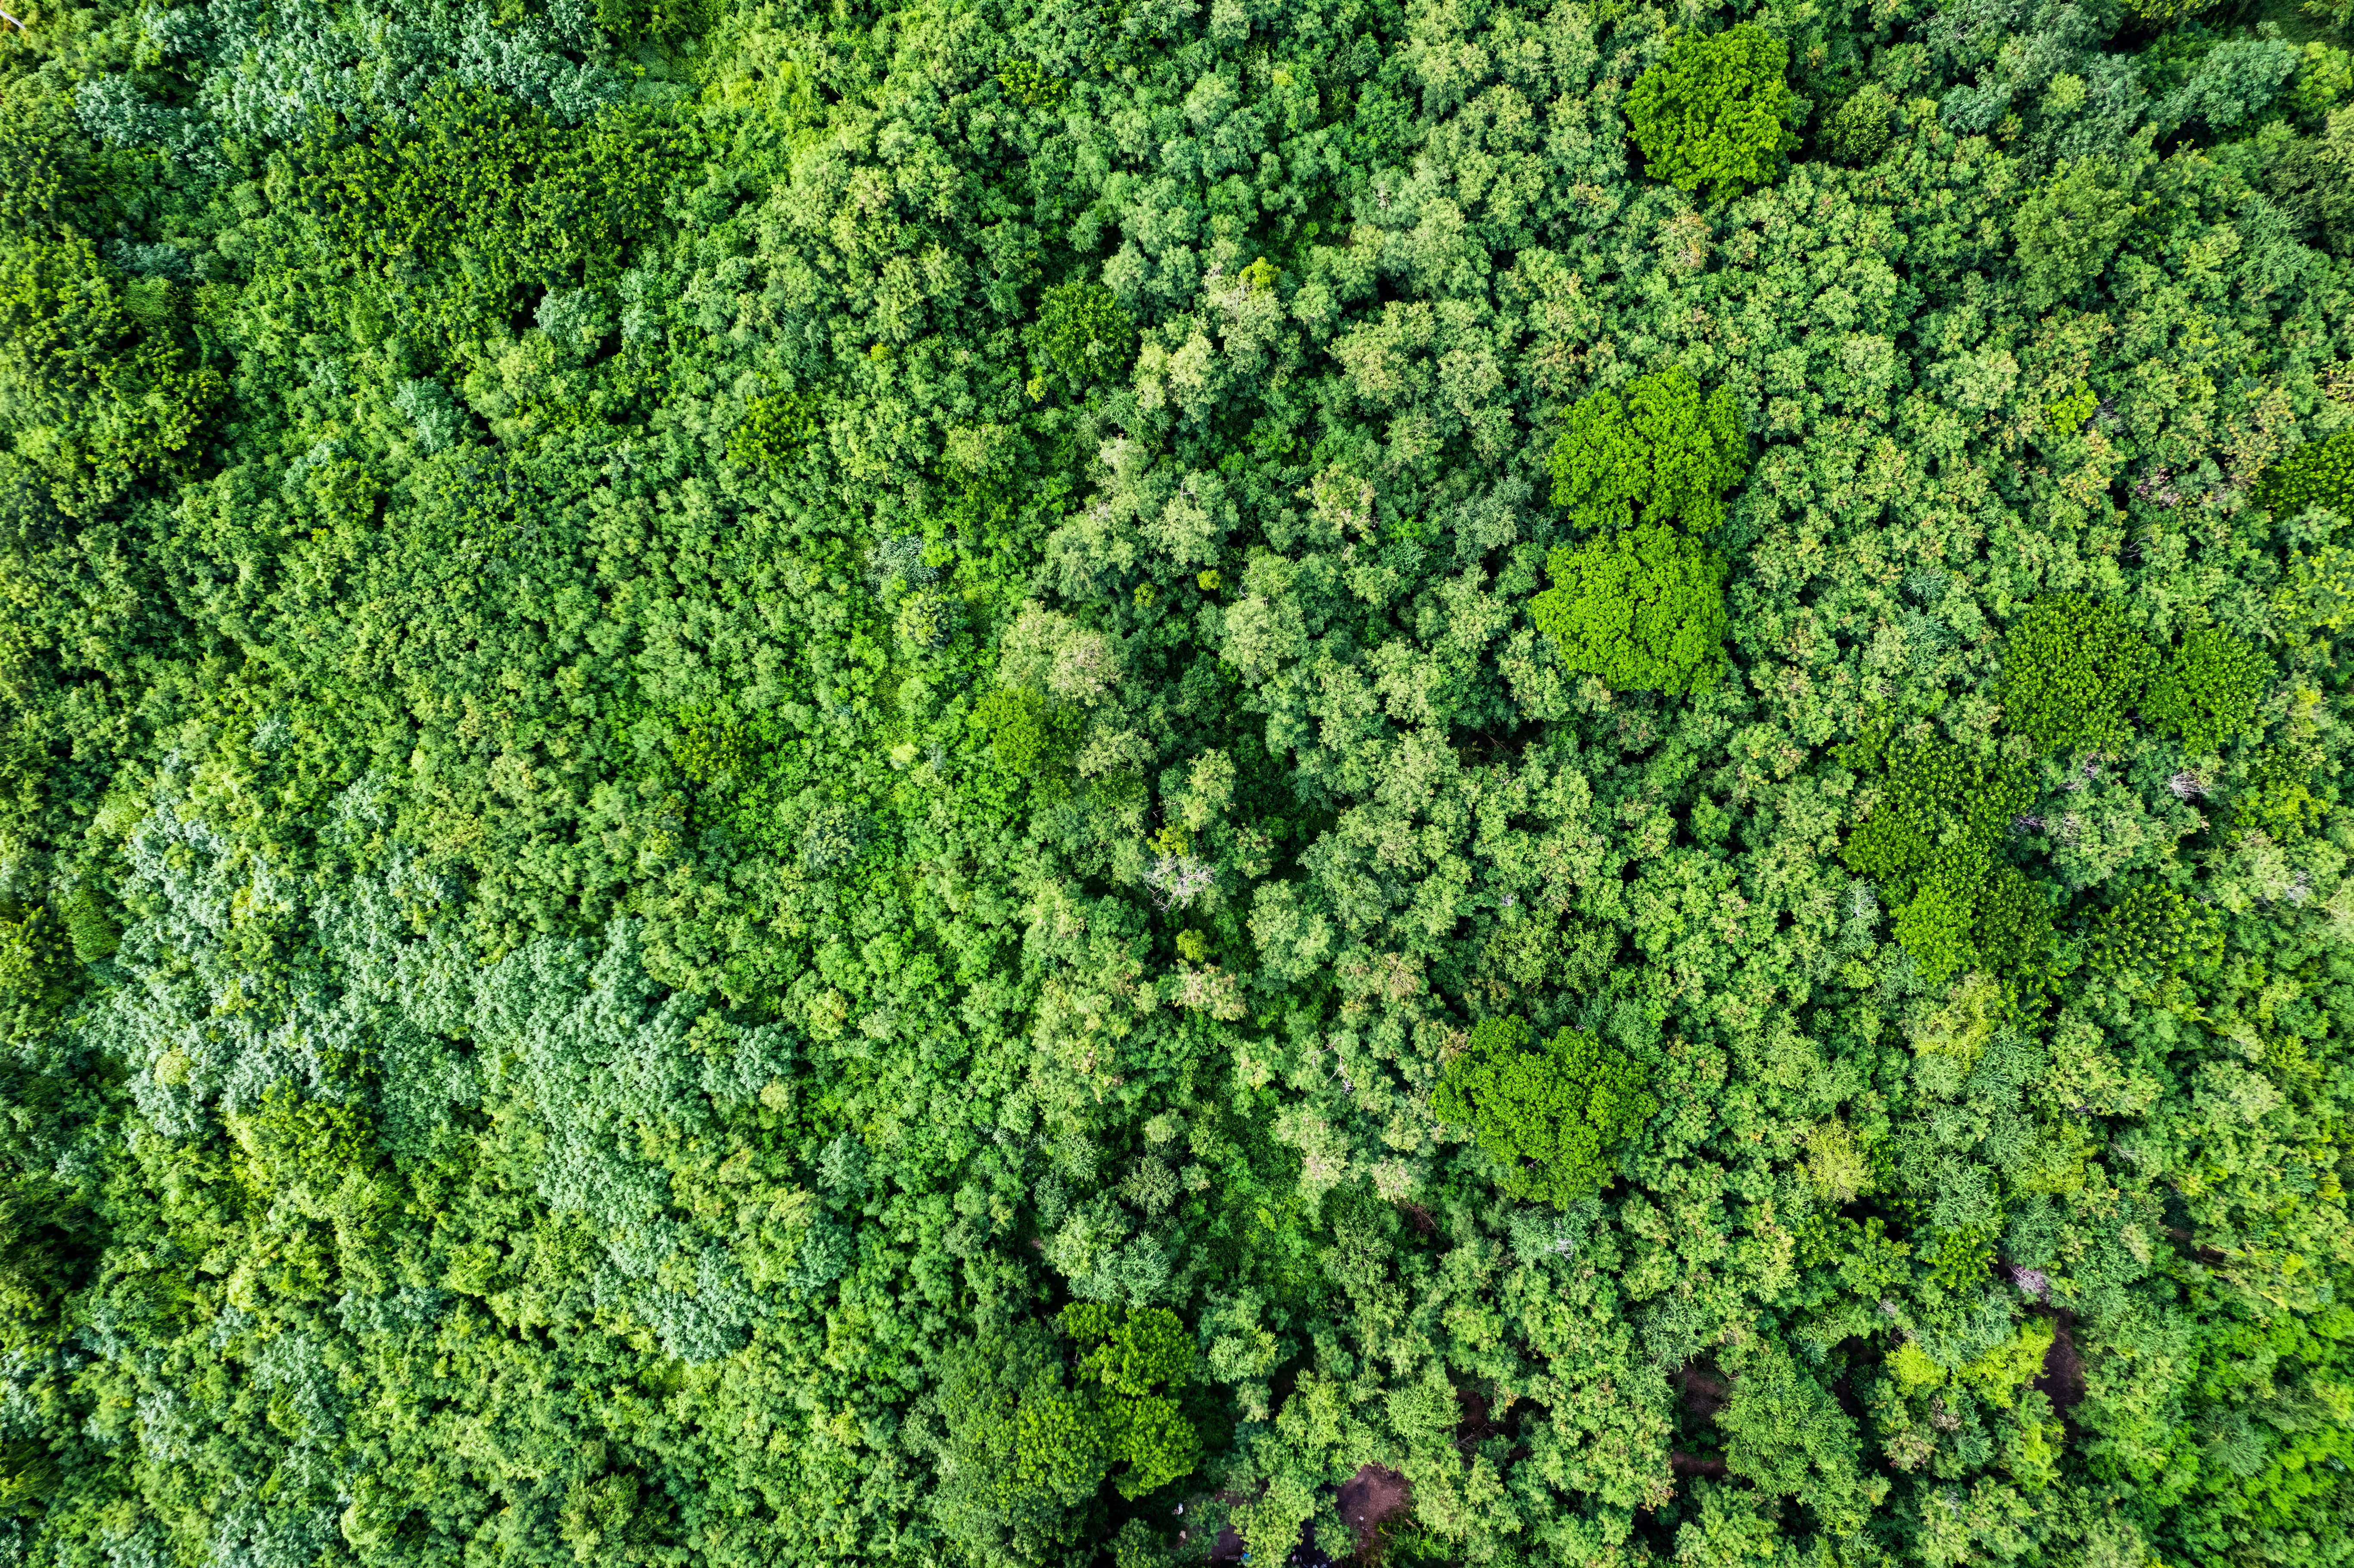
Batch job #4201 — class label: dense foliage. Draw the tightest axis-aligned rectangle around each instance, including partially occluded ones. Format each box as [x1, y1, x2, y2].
[1, 0, 2352, 1560]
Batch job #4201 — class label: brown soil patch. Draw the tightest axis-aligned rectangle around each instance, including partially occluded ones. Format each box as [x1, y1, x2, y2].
[1669, 1450, 1728, 1480]
[1675, 1364, 1730, 1421]
[1210, 1524, 1245, 1564]
[2035, 1312, 2085, 1422]
[1337, 1464, 1411, 1555]
[1455, 1384, 1495, 1444]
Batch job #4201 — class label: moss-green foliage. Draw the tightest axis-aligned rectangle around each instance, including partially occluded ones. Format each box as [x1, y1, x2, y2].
[0, 86, 102, 239]
[1433, 1017, 1654, 1207]
[1842, 739, 2030, 901]
[1548, 366, 1747, 534]
[594, 0, 715, 44]
[2147, 626, 2271, 753]
[2013, 157, 2144, 310]
[2087, 880, 2223, 981]
[1530, 524, 1728, 694]
[977, 686, 1081, 777]
[1625, 24, 1801, 201]
[2256, 429, 2354, 520]
[0, 904, 72, 1033]
[1057, 1304, 1202, 1497]
[301, 82, 679, 351]
[2234, 750, 2326, 841]
[6, 0, 2354, 1562]
[59, 883, 117, 964]
[1028, 282, 1137, 398]
[729, 390, 823, 470]
[1823, 84, 1899, 164]
[1718, 1339, 1884, 1534]
[946, 1304, 1201, 1545]
[1999, 594, 2159, 755]
[1891, 875, 1977, 990]
[1974, 865, 2057, 977]
[0, 230, 221, 514]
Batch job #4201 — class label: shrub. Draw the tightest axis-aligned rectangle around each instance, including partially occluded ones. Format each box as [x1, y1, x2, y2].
[1434, 1016, 1655, 1207]
[1625, 24, 1801, 202]
[1548, 366, 1748, 534]
[1529, 524, 1728, 694]
[2146, 626, 2271, 754]
[1999, 594, 2158, 755]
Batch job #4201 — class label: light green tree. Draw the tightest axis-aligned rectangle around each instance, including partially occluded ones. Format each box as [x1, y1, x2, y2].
[1434, 1017, 1655, 1207]
[1625, 25, 1802, 201]
[1530, 524, 1728, 694]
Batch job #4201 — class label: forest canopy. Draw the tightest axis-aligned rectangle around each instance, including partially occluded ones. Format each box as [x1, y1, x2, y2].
[1, 0, 2353, 1560]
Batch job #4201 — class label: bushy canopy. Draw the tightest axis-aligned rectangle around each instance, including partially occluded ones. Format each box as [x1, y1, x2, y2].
[1625, 24, 1803, 201]
[1, 0, 2352, 1562]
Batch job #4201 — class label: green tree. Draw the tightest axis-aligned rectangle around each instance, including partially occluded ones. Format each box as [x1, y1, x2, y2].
[1625, 24, 1801, 201]
[1718, 1339, 1884, 1535]
[1028, 283, 1137, 399]
[2147, 627, 2271, 754]
[2086, 880, 2222, 981]
[1434, 1017, 1655, 1207]
[1842, 738, 2035, 985]
[0, 232, 220, 515]
[1529, 524, 1728, 694]
[2256, 429, 2354, 520]
[2013, 157, 2143, 310]
[1999, 594, 2159, 755]
[1822, 84, 1898, 164]
[1548, 367, 1748, 534]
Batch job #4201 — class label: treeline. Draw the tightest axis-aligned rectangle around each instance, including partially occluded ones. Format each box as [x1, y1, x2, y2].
[1, 0, 2352, 1561]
